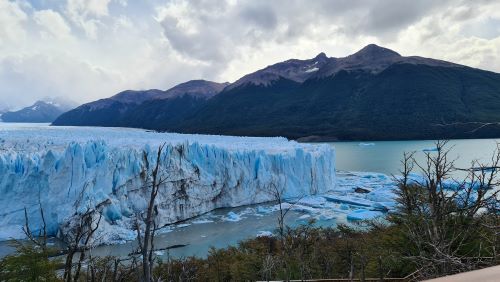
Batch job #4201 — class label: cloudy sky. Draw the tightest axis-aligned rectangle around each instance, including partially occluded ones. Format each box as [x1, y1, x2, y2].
[1, 0, 500, 109]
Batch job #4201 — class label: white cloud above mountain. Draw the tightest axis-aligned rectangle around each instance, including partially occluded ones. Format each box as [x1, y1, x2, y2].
[1, 0, 500, 108]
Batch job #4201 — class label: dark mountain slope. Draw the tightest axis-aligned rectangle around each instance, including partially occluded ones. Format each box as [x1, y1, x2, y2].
[123, 95, 214, 130]
[178, 63, 500, 140]
[53, 80, 229, 127]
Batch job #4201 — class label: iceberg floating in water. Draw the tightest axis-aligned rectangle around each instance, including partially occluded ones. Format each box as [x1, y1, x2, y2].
[346, 209, 384, 221]
[0, 126, 335, 243]
[224, 211, 243, 222]
[256, 231, 273, 237]
[358, 143, 375, 146]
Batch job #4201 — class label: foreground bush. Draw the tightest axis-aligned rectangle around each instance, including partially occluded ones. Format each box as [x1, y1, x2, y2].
[0, 244, 60, 281]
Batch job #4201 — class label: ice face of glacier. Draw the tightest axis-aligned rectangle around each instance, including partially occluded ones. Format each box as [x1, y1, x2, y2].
[0, 126, 335, 243]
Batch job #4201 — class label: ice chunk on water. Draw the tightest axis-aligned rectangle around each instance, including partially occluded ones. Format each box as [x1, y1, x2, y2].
[323, 195, 373, 207]
[224, 211, 243, 222]
[340, 204, 350, 210]
[346, 209, 384, 221]
[256, 231, 273, 237]
[358, 143, 375, 146]
[296, 196, 327, 208]
[191, 219, 214, 224]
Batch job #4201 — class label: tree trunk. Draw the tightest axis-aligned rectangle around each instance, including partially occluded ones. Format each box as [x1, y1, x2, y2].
[142, 195, 155, 282]
[378, 255, 384, 282]
[64, 249, 75, 282]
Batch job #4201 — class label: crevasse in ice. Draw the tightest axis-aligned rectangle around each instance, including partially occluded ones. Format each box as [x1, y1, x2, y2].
[0, 126, 335, 243]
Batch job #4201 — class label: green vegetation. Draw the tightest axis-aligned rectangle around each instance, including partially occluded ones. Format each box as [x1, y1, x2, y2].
[0, 243, 60, 282]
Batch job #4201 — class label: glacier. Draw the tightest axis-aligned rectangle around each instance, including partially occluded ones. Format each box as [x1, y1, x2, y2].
[0, 125, 335, 243]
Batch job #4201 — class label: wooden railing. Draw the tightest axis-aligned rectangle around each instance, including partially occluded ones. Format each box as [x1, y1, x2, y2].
[258, 268, 422, 282]
[286, 279, 408, 282]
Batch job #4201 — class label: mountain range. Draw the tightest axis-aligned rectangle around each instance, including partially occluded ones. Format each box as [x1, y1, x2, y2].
[2, 99, 76, 123]
[53, 44, 500, 141]
[52, 80, 228, 128]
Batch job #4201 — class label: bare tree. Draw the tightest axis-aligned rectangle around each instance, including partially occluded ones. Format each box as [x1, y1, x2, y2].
[135, 143, 166, 282]
[394, 140, 500, 279]
[260, 254, 277, 281]
[133, 143, 196, 282]
[61, 205, 103, 282]
[22, 203, 48, 252]
[19, 186, 104, 282]
[264, 179, 307, 281]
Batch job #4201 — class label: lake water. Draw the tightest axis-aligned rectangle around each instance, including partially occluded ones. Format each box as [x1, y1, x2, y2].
[1, 123, 499, 259]
[332, 139, 500, 175]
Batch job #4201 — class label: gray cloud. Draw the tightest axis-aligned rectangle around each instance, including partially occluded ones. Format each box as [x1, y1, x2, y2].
[1, 0, 500, 109]
[361, 0, 447, 34]
[239, 3, 277, 30]
[157, 0, 456, 66]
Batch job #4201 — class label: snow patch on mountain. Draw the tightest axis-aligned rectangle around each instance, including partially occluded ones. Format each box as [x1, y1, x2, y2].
[305, 67, 319, 73]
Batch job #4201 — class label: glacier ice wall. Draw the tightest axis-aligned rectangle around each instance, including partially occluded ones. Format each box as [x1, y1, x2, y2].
[0, 126, 335, 243]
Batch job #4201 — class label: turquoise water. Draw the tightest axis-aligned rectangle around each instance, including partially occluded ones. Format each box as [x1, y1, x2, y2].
[330, 139, 500, 175]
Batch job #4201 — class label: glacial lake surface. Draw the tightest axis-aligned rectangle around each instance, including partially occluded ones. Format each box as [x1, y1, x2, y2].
[332, 139, 500, 175]
[1, 123, 499, 259]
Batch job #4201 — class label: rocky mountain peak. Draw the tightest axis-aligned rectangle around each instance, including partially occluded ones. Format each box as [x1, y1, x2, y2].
[159, 80, 230, 99]
[315, 52, 328, 60]
[111, 89, 164, 104]
[351, 44, 401, 60]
